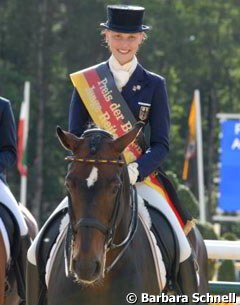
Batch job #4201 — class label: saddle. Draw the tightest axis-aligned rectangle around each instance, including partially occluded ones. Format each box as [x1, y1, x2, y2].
[35, 208, 68, 285]
[0, 203, 27, 300]
[145, 203, 180, 290]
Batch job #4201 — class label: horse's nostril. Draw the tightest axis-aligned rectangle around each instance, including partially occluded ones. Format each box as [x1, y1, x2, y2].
[95, 260, 101, 274]
[74, 259, 101, 280]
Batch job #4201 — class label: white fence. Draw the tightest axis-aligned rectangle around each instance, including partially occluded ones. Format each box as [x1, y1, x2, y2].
[205, 240, 240, 260]
[205, 240, 240, 297]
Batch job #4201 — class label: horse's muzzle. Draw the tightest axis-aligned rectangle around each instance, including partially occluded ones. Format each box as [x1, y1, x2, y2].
[72, 258, 102, 283]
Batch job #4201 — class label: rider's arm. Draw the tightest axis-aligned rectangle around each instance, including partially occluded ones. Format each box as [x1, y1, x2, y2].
[68, 88, 91, 137]
[0, 98, 17, 173]
[135, 75, 170, 181]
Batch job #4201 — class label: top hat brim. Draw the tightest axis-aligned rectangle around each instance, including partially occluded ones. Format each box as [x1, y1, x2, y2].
[100, 22, 151, 33]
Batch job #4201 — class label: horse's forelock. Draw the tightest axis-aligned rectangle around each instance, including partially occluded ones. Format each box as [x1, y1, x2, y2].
[82, 128, 113, 155]
[89, 134, 102, 154]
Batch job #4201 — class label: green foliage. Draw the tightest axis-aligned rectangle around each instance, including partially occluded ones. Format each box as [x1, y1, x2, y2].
[166, 171, 199, 218]
[165, 171, 179, 190]
[217, 231, 237, 282]
[196, 222, 218, 240]
[220, 223, 240, 239]
[221, 232, 238, 241]
[178, 185, 199, 218]
[217, 260, 236, 282]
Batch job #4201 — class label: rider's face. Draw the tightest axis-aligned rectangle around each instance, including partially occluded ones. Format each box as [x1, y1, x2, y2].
[105, 30, 144, 65]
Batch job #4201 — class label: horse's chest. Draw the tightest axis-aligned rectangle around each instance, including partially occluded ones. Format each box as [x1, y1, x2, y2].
[47, 238, 159, 305]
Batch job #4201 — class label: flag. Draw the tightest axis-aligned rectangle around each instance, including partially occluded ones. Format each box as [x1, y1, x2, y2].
[182, 89, 206, 222]
[182, 93, 197, 182]
[17, 81, 30, 176]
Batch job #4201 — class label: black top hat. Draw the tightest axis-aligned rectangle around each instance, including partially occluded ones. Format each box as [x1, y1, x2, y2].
[100, 5, 150, 33]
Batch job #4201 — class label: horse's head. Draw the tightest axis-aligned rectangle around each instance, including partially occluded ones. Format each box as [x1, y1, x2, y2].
[57, 122, 143, 285]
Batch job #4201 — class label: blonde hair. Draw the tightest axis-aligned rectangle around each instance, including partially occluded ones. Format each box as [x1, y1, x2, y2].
[100, 29, 148, 47]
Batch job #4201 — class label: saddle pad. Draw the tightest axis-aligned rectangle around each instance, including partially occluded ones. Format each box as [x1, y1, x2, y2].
[45, 214, 69, 286]
[138, 197, 167, 292]
[0, 179, 28, 236]
[28, 196, 69, 266]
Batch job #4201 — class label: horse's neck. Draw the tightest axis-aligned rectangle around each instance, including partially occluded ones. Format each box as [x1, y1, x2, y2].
[119, 175, 132, 233]
[115, 186, 132, 241]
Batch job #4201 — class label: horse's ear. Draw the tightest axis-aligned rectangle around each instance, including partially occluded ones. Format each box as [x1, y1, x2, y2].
[56, 126, 81, 151]
[112, 121, 145, 154]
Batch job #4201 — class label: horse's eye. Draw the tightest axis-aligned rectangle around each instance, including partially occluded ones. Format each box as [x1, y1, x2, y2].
[65, 181, 70, 189]
[112, 183, 121, 195]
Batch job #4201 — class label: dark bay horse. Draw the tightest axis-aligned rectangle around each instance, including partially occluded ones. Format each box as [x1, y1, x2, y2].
[28, 122, 208, 305]
[0, 203, 38, 305]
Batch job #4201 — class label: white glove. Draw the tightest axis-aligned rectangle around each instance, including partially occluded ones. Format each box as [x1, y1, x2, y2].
[127, 162, 139, 185]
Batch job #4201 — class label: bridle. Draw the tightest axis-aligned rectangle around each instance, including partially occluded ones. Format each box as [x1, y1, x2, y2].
[65, 155, 125, 165]
[64, 154, 139, 276]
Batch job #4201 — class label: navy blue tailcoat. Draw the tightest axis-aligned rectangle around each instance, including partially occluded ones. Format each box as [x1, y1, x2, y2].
[0, 97, 17, 182]
[68, 62, 170, 181]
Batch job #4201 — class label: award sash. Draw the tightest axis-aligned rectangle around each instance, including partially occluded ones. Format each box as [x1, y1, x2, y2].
[70, 63, 184, 228]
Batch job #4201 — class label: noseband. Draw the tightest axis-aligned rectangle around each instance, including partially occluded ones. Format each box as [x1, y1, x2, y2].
[64, 153, 139, 275]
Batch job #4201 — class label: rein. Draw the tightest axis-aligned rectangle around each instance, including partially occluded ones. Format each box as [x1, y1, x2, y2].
[64, 154, 139, 275]
[105, 185, 138, 273]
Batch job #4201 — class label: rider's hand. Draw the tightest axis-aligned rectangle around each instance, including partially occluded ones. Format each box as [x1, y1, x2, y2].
[127, 162, 139, 185]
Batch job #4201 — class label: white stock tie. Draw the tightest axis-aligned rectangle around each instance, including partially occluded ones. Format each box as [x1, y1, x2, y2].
[109, 55, 138, 91]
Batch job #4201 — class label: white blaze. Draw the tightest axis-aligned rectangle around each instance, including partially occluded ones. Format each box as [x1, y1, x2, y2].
[86, 166, 98, 187]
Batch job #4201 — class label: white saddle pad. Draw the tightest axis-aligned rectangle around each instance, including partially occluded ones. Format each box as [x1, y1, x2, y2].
[0, 179, 28, 236]
[45, 214, 69, 286]
[138, 196, 167, 292]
